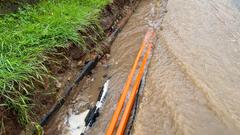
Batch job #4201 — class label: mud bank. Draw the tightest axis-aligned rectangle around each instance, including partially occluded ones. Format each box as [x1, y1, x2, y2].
[43, 1, 140, 135]
[1, 0, 139, 135]
[0, 0, 39, 15]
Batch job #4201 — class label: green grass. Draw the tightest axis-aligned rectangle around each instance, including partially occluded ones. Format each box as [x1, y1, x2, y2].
[0, 0, 111, 128]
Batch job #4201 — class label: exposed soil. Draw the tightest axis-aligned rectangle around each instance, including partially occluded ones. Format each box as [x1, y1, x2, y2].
[0, 0, 139, 135]
[0, 0, 39, 15]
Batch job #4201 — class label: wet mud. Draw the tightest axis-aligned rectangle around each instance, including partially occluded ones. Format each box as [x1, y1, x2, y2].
[42, 0, 139, 135]
[87, 0, 240, 134]
[42, 0, 240, 134]
[1, 0, 138, 134]
[44, 61, 109, 135]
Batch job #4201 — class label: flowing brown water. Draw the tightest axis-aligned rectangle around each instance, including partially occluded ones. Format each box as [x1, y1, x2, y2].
[45, 0, 240, 134]
[132, 0, 240, 135]
[93, 0, 240, 134]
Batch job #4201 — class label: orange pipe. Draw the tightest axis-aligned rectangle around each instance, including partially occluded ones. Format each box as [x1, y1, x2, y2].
[106, 30, 154, 135]
[116, 44, 152, 135]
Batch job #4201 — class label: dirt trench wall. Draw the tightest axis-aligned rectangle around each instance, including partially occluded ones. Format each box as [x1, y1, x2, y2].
[0, 0, 38, 15]
[1, 0, 139, 135]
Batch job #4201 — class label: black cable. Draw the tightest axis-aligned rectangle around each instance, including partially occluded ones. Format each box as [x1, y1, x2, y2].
[126, 80, 142, 135]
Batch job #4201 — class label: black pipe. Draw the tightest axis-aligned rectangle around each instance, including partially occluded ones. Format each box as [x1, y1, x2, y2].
[37, 0, 139, 133]
[125, 80, 142, 135]
[38, 11, 132, 129]
[40, 56, 99, 126]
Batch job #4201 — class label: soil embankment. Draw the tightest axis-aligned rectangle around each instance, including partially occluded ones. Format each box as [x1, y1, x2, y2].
[3, 0, 240, 134]
[0, 0, 138, 134]
[0, 0, 38, 15]
[43, 0, 140, 135]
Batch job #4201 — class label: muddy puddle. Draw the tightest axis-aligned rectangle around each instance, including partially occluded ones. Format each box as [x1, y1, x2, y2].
[44, 61, 109, 135]
[45, 0, 240, 134]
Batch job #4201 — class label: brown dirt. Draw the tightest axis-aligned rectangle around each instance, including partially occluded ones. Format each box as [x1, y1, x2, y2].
[0, 0, 139, 135]
[0, 0, 39, 15]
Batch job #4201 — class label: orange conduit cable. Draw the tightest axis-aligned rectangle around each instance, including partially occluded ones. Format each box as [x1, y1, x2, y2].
[106, 30, 154, 135]
[115, 43, 152, 135]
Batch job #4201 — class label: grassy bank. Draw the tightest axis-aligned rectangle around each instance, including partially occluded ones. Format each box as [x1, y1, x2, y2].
[0, 0, 110, 129]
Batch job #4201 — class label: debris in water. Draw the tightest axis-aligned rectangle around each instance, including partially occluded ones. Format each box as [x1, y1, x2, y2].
[81, 80, 110, 135]
[64, 110, 89, 135]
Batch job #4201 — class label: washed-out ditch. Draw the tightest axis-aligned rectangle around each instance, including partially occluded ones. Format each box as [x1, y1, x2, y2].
[35, 1, 140, 135]
[42, 0, 240, 134]
[0, 0, 141, 134]
[5, 0, 238, 134]
[40, 0, 165, 134]
[2, 0, 186, 134]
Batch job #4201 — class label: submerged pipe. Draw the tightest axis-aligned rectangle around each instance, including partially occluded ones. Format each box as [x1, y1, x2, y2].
[116, 44, 152, 135]
[126, 42, 153, 135]
[38, 1, 139, 132]
[40, 56, 99, 126]
[105, 30, 154, 135]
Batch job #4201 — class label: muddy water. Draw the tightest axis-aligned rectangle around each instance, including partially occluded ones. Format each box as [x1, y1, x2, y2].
[92, 0, 240, 134]
[46, 0, 240, 134]
[133, 0, 240, 135]
[87, 1, 152, 134]
[44, 63, 108, 135]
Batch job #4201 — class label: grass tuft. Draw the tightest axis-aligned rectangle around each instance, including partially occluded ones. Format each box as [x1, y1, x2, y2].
[0, 0, 111, 127]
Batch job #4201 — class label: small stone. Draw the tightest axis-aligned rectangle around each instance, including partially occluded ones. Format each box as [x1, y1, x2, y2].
[103, 64, 110, 69]
[160, 26, 163, 31]
[91, 69, 96, 74]
[101, 59, 107, 64]
[56, 80, 62, 88]
[72, 100, 77, 104]
[103, 74, 108, 78]
[106, 54, 111, 59]
[90, 102, 95, 107]
[77, 61, 83, 66]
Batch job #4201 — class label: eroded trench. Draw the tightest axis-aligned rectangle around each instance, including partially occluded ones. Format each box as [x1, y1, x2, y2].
[43, 0, 165, 134]
[43, 0, 240, 134]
